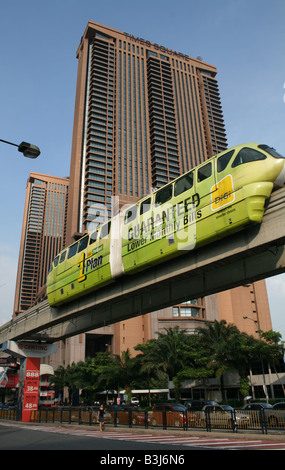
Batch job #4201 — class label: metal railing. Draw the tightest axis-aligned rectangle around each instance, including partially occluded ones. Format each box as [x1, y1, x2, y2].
[1, 407, 285, 434]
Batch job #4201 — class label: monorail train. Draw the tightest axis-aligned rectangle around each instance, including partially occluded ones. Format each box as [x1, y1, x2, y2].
[47, 143, 285, 307]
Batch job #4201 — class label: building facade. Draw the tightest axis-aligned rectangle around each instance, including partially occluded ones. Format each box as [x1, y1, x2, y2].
[13, 173, 69, 316]
[66, 21, 227, 241]
[61, 21, 230, 363]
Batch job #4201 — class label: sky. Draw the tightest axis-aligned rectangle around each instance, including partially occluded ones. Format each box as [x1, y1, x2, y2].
[0, 0, 284, 339]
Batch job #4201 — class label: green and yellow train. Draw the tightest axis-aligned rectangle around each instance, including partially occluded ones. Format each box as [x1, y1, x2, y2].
[47, 143, 285, 307]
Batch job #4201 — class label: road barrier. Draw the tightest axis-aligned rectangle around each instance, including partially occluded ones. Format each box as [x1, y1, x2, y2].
[1, 406, 285, 434]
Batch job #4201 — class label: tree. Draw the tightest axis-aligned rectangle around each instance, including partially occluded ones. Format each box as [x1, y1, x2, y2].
[150, 327, 191, 401]
[175, 333, 216, 394]
[113, 349, 138, 402]
[95, 349, 139, 403]
[48, 365, 66, 403]
[65, 362, 81, 405]
[75, 355, 113, 404]
[197, 320, 247, 401]
[136, 326, 220, 401]
[89, 351, 120, 403]
[51, 323, 285, 405]
[135, 341, 167, 406]
[49, 362, 82, 404]
[252, 330, 285, 398]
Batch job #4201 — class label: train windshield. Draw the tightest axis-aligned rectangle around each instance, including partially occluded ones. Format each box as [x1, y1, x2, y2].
[258, 145, 285, 159]
[232, 147, 267, 167]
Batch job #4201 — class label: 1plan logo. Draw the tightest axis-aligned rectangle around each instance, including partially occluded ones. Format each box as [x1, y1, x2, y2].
[211, 175, 235, 211]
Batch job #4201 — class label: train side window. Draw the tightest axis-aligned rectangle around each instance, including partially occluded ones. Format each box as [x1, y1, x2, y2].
[78, 235, 89, 253]
[59, 251, 66, 263]
[217, 150, 235, 172]
[89, 231, 98, 245]
[140, 197, 151, 215]
[197, 162, 212, 182]
[155, 185, 173, 206]
[232, 147, 267, 168]
[100, 221, 111, 239]
[174, 172, 193, 196]
[53, 256, 59, 268]
[67, 242, 78, 259]
[124, 205, 138, 224]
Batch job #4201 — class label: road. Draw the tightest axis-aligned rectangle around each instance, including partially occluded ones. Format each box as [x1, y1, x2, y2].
[0, 422, 187, 451]
[1, 421, 285, 453]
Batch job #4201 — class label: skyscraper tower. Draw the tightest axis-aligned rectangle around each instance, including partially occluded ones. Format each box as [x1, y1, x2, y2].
[63, 21, 271, 361]
[13, 173, 69, 316]
[66, 21, 227, 242]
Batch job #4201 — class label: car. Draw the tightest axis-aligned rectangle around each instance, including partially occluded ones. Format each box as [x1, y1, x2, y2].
[242, 402, 273, 411]
[273, 402, 285, 410]
[268, 403, 285, 428]
[150, 403, 196, 428]
[130, 397, 139, 405]
[241, 402, 285, 428]
[199, 405, 250, 429]
[220, 405, 250, 427]
[109, 405, 145, 425]
[0, 402, 16, 410]
[184, 399, 219, 411]
[128, 409, 150, 426]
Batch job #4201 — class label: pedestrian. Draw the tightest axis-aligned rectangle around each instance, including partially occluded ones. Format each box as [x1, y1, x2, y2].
[98, 404, 105, 431]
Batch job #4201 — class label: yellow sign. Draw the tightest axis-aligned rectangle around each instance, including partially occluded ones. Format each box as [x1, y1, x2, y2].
[211, 175, 235, 211]
[77, 252, 87, 282]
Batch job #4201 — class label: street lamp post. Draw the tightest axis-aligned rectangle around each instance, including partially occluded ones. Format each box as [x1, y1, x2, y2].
[0, 138, 40, 158]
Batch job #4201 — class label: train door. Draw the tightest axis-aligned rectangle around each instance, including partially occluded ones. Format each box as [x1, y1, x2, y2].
[211, 149, 244, 235]
[121, 204, 140, 272]
[96, 220, 112, 282]
[151, 184, 175, 258]
[172, 171, 196, 251]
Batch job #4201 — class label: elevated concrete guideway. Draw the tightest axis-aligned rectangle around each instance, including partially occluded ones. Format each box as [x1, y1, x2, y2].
[1, 188, 285, 345]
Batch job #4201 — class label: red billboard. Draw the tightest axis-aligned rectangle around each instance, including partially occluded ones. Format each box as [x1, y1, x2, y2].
[21, 357, 40, 422]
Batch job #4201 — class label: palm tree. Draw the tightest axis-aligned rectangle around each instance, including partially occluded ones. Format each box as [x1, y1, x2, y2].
[264, 331, 285, 394]
[252, 330, 285, 398]
[96, 349, 137, 403]
[93, 352, 120, 403]
[135, 341, 162, 406]
[152, 327, 190, 401]
[49, 363, 80, 404]
[197, 320, 243, 400]
[113, 349, 137, 402]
